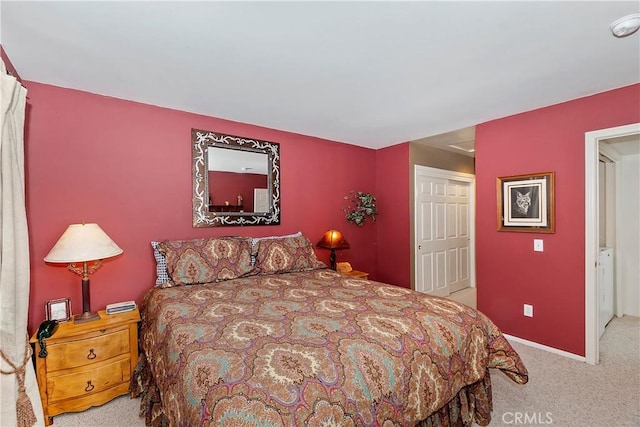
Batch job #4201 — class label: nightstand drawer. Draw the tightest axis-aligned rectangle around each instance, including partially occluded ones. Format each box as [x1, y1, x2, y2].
[46, 357, 131, 403]
[46, 328, 130, 371]
[31, 308, 140, 425]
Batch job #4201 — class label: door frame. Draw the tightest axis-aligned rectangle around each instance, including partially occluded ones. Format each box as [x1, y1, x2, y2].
[414, 165, 476, 294]
[584, 122, 640, 365]
[597, 146, 623, 319]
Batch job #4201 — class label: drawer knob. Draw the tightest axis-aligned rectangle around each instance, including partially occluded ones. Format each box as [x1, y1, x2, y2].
[85, 381, 95, 392]
[87, 348, 97, 360]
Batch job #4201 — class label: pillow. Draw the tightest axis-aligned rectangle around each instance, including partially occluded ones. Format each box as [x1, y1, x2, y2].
[250, 231, 302, 248]
[254, 235, 326, 275]
[250, 231, 302, 265]
[158, 237, 254, 286]
[151, 241, 171, 286]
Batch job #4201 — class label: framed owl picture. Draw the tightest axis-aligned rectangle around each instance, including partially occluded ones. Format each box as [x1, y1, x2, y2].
[497, 171, 555, 233]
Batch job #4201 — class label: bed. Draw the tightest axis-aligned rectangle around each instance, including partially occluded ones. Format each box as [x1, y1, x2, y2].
[132, 234, 528, 426]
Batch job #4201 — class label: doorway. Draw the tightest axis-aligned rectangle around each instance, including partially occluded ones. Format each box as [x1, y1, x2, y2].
[584, 122, 640, 365]
[414, 165, 475, 297]
[253, 188, 269, 212]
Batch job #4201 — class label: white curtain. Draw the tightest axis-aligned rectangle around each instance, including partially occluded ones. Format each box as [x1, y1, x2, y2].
[0, 60, 44, 426]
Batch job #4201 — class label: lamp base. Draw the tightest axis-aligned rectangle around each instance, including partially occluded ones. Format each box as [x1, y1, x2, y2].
[74, 311, 100, 324]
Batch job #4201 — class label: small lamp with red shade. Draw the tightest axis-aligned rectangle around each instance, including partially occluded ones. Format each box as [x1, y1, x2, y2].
[316, 230, 350, 270]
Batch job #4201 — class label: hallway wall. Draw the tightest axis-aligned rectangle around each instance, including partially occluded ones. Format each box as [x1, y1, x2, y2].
[620, 153, 639, 316]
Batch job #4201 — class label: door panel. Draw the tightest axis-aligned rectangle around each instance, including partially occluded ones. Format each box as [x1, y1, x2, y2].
[435, 201, 446, 240]
[448, 180, 471, 293]
[417, 178, 449, 296]
[416, 172, 473, 296]
[448, 248, 459, 284]
[254, 188, 269, 212]
[416, 252, 433, 294]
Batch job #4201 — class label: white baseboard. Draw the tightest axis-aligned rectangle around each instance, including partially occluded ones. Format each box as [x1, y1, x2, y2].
[504, 334, 586, 362]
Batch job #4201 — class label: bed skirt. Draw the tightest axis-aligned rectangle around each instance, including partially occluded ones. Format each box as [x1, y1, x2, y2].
[416, 372, 493, 427]
[131, 354, 494, 427]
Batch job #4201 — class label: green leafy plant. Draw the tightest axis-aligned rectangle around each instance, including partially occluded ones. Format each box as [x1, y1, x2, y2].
[343, 191, 377, 226]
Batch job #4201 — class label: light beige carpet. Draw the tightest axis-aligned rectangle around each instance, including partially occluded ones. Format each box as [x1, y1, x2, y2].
[490, 315, 640, 426]
[50, 315, 639, 427]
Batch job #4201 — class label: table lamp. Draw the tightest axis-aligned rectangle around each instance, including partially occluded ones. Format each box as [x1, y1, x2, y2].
[44, 223, 123, 324]
[317, 230, 349, 270]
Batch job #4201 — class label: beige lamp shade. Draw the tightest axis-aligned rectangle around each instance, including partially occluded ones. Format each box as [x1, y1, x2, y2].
[44, 223, 123, 263]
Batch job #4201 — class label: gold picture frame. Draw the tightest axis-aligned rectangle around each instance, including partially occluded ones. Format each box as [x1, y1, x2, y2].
[45, 298, 72, 322]
[497, 171, 555, 233]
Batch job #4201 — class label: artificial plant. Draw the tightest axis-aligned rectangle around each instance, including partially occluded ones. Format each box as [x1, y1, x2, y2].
[343, 190, 377, 226]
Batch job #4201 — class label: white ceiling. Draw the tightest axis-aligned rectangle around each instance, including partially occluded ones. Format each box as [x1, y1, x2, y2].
[208, 146, 268, 174]
[602, 133, 640, 156]
[1, 1, 639, 150]
[412, 126, 476, 157]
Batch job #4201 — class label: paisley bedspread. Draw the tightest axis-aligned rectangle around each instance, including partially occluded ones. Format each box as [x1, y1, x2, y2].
[133, 269, 527, 426]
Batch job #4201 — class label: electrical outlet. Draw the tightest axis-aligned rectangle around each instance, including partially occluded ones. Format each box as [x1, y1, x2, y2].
[534, 239, 544, 252]
[524, 304, 533, 317]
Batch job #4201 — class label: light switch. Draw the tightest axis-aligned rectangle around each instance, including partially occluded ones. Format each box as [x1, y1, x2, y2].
[534, 239, 544, 252]
[524, 304, 533, 317]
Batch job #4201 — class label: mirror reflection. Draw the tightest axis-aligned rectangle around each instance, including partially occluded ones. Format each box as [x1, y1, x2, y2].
[207, 148, 269, 213]
[192, 129, 281, 227]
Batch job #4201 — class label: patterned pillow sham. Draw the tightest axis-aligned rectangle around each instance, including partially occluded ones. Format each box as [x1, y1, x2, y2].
[250, 231, 302, 265]
[151, 241, 171, 286]
[157, 237, 254, 286]
[254, 234, 326, 275]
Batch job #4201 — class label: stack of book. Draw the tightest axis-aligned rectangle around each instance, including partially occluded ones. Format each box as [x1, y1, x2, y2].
[106, 301, 137, 315]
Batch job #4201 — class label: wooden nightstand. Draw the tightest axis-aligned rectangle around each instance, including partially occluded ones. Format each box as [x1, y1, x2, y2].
[30, 308, 140, 426]
[341, 270, 369, 280]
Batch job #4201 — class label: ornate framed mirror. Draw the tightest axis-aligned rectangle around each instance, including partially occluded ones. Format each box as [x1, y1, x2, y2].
[192, 129, 281, 227]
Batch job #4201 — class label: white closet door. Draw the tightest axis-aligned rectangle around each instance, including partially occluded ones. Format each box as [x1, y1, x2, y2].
[416, 175, 449, 296]
[415, 167, 474, 297]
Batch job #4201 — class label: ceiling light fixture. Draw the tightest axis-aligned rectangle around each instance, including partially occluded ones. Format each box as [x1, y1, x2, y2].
[448, 143, 475, 153]
[610, 13, 640, 38]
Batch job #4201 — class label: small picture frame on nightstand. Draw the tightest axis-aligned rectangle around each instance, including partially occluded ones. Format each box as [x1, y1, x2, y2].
[46, 298, 71, 322]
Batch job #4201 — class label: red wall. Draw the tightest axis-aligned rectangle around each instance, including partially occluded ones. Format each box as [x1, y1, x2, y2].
[475, 84, 640, 356]
[208, 171, 267, 212]
[24, 82, 377, 333]
[375, 143, 411, 287]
